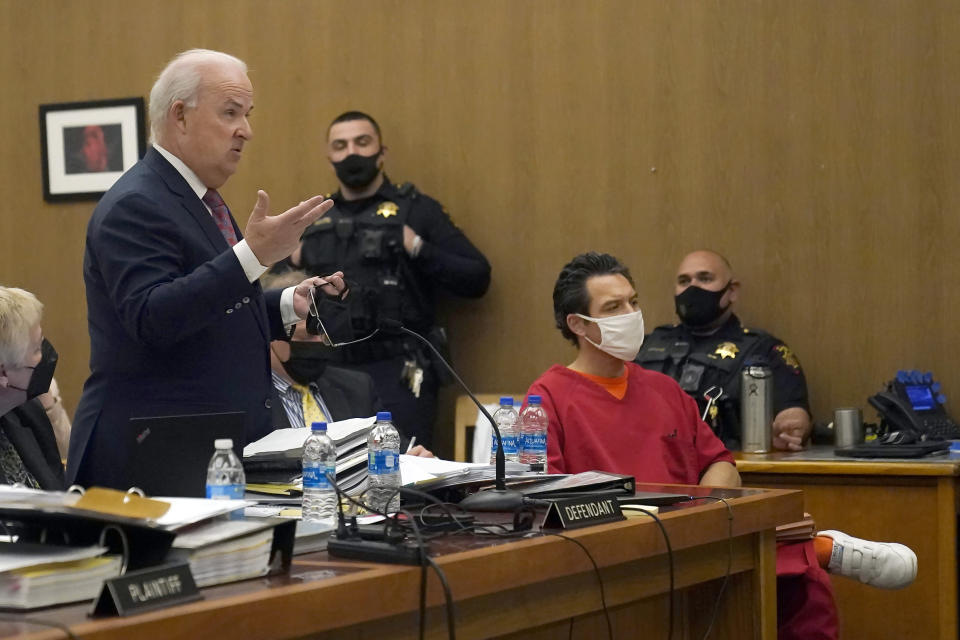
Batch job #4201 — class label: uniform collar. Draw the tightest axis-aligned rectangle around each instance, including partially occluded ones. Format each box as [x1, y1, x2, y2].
[680, 313, 743, 338]
[332, 173, 396, 204]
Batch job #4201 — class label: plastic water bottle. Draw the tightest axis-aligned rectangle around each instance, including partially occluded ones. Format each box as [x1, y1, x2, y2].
[302, 421, 337, 525]
[205, 439, 245, 519]
[367, 411, 401, 514]
[519, 395, 548, 471]
[489, 397, 519, 464]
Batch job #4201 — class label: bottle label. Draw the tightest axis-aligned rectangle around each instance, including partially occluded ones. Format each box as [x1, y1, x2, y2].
[303, 462, 335, 490]
[206, 484, 244, 500]
[368, 450, 398, 474]
[499, 435, 518, 456]
[522, 433, 547, 454]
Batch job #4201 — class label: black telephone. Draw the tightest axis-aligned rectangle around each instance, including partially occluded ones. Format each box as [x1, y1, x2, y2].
[868, 370, 960, 441]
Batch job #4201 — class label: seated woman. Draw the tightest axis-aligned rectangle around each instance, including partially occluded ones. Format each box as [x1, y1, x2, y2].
[0, 287, 63, 489]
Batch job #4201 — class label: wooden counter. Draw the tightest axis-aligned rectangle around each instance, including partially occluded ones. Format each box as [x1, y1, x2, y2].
[0, 485, 801, 640]
[737, 447, 960, 640]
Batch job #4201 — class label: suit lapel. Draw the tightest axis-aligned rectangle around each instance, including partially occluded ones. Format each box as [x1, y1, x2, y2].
[313, 376, 350, 422]
[144, 149, 229, 253]
[270, 385, 293, 430]
[144, 149, 269, 341]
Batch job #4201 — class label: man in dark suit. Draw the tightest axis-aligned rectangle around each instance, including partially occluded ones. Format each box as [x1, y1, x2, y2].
[0, 287, 64, 490]
[68, 49, 343, 489]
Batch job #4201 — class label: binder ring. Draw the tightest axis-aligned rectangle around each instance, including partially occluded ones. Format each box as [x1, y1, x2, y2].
[66, 485, 86, 495]
[125, 487, 145, 498]
[98, 524, 130, 575]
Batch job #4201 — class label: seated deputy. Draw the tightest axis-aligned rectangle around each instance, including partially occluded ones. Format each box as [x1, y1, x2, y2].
[637, 249, 810, 450]
[262, 270, 432, 457]
[0, 287, 64, 489]
[526, 252, 917, 640]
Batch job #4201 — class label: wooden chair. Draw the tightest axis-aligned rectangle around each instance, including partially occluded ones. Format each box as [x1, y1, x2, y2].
[453, 393, 522, 462]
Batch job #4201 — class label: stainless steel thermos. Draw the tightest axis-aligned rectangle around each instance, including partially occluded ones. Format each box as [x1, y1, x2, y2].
[741, 365, 773, 453]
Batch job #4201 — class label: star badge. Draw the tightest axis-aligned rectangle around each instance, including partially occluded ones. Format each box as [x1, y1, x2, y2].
[714, 342, 739, 360]
[376, 202, 399, 218]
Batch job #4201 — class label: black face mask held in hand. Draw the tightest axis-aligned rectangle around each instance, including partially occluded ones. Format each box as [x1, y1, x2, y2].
[333, 150, 383, 189]
[675, 283, 731, 328]
[10, 339, 58, 400]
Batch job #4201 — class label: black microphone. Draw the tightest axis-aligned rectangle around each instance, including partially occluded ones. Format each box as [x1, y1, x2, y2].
[390, 322, 523, 512]
[312, 280, 523, 511]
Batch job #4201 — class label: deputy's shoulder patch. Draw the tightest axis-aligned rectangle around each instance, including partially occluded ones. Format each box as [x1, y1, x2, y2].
[774, 344, 801, 370]
[396, 181, 417, 198]
[311, 216, 333, 227]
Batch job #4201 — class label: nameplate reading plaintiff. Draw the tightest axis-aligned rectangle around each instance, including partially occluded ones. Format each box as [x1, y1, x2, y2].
[90, 562, 202, 617]
[541, 495, 625, 530]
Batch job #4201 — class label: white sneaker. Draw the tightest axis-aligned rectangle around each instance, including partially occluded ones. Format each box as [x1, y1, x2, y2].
[818, 530, 917, 589]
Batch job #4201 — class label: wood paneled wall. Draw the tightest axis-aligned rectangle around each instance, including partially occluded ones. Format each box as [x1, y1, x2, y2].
[2, 0, 958, 455]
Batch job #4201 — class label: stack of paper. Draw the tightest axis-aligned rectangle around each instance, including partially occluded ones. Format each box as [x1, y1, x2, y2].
[244, 417, 375, 459]
[399, 455, 488, 486]
[243, 417, 375, 496]
[169, 520, 277, 587]
[153, 496, 256, 528]
[0, 543, 121, 609]
[292, 520, 336, 555]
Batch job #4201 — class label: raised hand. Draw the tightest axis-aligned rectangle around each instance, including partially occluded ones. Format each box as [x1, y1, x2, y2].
[244, 190, 334, 266]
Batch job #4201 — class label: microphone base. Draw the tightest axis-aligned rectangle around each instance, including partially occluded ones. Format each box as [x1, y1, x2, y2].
[459, 489, 524, 512]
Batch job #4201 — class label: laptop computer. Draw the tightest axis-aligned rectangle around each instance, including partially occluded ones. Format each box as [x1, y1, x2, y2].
[126, 412, 246, 498]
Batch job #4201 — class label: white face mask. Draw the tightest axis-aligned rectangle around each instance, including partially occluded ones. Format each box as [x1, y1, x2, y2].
[575, 309, 645, 361]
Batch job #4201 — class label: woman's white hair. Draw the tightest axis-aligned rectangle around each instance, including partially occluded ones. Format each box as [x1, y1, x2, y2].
[0, 287, 43, 368]
[148, 49, 247, 143]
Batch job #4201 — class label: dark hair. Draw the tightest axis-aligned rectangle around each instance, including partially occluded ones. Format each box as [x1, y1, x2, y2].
[553, 252, 634, 346]
[328, 111, 382, 140]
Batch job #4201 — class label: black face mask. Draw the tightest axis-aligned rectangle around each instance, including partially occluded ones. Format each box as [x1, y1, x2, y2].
[333, 150, 382, 189]
[10, 339, 58, 400]
[281, 342, 330, 385]
[675, 283, 731, 328]
[306, 295, 354, 346]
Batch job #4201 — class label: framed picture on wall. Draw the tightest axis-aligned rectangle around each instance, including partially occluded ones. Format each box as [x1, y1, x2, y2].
[39, 97, 146, 202]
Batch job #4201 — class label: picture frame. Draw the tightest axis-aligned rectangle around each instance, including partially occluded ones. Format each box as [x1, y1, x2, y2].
[39, 97, 146, 202]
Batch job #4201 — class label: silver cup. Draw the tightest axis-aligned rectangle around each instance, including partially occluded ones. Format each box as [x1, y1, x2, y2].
[834, 407, 864, 448]
[741, 366, 774, 453]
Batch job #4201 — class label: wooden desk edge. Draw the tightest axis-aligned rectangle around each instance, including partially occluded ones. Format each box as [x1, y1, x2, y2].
[735, 455, 960, 477]
[0, 488, 802, 640]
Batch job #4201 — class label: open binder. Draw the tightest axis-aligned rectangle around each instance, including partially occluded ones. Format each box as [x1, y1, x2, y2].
[0, 487, 296, 603]
[0, 488, 176, 571]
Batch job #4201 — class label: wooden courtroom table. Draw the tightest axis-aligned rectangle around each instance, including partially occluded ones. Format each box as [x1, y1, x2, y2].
[0, 485, 801, 640]
[737, 447, 960, 640]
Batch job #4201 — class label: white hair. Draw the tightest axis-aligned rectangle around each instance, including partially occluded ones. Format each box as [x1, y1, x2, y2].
[148, 49, 247, 143]
[0, 287, 43, 367]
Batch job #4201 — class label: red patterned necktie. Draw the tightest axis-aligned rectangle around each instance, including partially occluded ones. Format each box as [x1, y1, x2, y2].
[202, 189, 238, 247]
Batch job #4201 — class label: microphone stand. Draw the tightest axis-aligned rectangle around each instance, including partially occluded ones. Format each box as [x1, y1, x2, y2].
[388, 322, 523, 512]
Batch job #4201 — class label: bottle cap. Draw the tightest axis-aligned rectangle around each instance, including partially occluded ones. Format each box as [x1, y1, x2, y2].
[311, 421, 327, 431]
[499, 396, 514, 405]
[214, 438, 233, 449]
[527, 395, 542, 404]
[376, 411, 392, 421]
